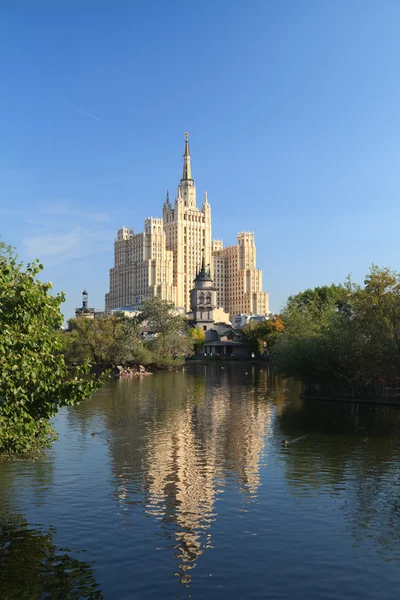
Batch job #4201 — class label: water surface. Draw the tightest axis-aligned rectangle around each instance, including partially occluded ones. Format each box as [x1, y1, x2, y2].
[1, 364, 400, 599]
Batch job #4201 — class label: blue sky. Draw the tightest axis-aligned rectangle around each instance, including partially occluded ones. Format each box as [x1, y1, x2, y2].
[2, 0, 400, 320]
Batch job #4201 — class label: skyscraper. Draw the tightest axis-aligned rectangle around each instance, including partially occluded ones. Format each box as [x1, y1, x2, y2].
[163, 133, 212, 310]
[105, 134, 269, 316]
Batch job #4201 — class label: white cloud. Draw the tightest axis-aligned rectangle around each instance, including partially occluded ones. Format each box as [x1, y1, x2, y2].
[23, 226, 112, 265]
[0, 200, 111, 226]
[41, 201, 110, 223]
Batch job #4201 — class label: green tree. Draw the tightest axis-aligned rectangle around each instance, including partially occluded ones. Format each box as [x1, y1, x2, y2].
[108, 316, 152, 366]
[274, 267, 400, 389]
[66, 316, 120, 366]
[285, 284, 345, 315]
[242, 317, 284, 356]
[139, 297, 192, 361]
[0, 242, 101, 456]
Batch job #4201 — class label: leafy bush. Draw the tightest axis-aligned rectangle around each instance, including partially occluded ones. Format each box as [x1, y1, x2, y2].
[274, 267, 400, 387]
[0, 243, 101, 456]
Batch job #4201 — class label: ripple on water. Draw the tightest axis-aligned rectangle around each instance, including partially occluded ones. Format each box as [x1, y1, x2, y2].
[2, 367, 400, 599]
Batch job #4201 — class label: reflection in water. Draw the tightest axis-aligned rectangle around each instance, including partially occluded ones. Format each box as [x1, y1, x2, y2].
[2, 365, 400, 599]
[104, 366, 274, 585]
[0, 513, 103, 599]
[276, 394, 400, 560]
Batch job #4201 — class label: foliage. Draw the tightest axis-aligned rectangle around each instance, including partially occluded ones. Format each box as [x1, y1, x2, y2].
[138, 297, 193, 359]
[0, 242, 102, 456]
[65, 314, 149, 367]
[242, 317, 284, 355]
[274, 267, 400, 387]
[62, 297, 195, 370]
[285, 284, 345, 315]
[188, 326, 206, 353]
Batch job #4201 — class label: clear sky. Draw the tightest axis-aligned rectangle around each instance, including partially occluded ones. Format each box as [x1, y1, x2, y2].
[2, 0, 400, 320]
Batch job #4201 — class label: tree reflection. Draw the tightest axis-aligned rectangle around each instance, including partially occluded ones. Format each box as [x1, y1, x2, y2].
[276, 390, 400, 558]
[0, 514, 103, 599]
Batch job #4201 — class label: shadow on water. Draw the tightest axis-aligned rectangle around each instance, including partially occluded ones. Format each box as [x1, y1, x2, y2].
[275, 383, 400, 560]
[0, 513, 103, 599]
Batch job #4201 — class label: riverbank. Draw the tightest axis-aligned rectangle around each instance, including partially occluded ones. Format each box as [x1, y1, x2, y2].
[300, 380, 400, 406]
[300, 392, 400, 406]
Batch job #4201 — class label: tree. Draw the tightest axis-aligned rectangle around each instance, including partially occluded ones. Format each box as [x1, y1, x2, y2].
[285, 284, 345, 316]
[108, 316, 152, 366]
[242, 317, 284, 356]
[188, 327, 206, 354]
[274, 267, 400, 390]
[138, 297, 191, 360]
[0, 242, 101, 456]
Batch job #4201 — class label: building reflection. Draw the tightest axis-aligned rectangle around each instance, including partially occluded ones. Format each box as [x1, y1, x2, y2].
[104, 365, 274, 586]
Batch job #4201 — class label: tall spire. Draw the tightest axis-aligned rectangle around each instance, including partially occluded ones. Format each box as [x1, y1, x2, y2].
[201, 249, 205, 272]
[182, 132, 192, 181]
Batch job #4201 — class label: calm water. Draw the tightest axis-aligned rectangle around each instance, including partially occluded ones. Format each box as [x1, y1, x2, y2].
[1, 364, 400, 599]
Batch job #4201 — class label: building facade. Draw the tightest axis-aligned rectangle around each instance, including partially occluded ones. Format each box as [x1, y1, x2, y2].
[212, 232, 269, 316]
[105, 134, 269, 316]
[105, 219, 176, 311]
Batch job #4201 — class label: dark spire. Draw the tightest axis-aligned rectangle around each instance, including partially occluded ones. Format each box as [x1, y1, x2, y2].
[201, 249, 205, 272]
[182, 132, 192, 181]
[194, 250, 213, 283]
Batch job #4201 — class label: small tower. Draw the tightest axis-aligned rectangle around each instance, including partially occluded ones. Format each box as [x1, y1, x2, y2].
[75, 289, 94, 319]
[82, 289, 88, 308]
[189, 252, 217, 332]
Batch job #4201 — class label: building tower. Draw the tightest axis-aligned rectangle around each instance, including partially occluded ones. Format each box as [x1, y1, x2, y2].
[189, 253, 218, 332]
[105, 221, 176, 311]
[212, 232, 269, 316]
[75, 289, 94, 318]
[163, 133, 212, 310]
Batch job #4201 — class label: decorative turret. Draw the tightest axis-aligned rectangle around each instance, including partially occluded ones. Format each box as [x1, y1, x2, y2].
[163, 190, 172, 217]
[164, 190, 171, 208]
[202, 190, 210, 215]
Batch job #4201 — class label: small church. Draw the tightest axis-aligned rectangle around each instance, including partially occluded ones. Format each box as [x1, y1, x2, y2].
[189, 256, 248, 358]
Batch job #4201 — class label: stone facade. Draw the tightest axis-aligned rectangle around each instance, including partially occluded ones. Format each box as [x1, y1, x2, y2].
[105, 134, 269, 316]
[212, 232, 269, 316]
[105, 219, 176, 311]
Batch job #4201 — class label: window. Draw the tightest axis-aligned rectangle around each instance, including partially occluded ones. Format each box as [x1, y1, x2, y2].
[203, 325, 207, 331]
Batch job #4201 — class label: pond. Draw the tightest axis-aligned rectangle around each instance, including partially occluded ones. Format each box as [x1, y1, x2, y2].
[1, 364, 400, 599]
